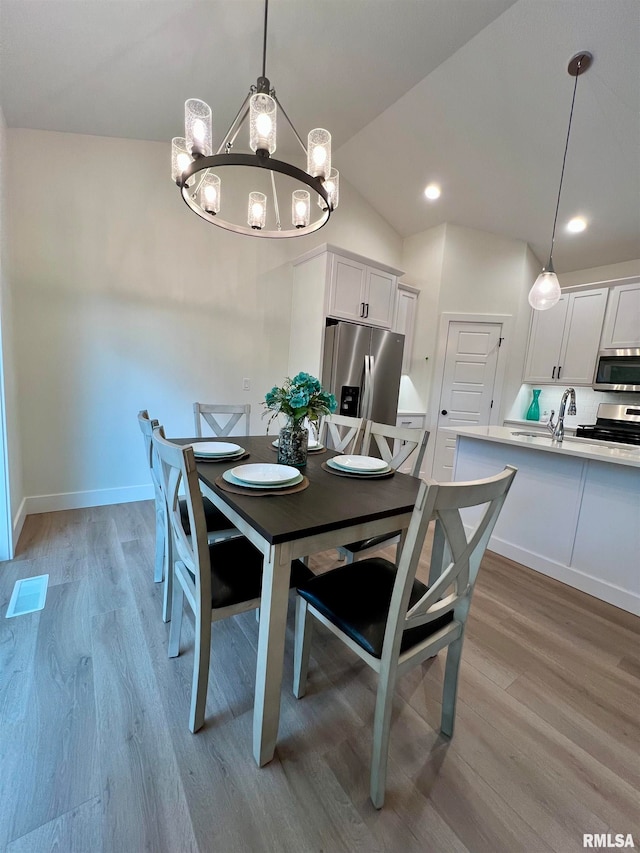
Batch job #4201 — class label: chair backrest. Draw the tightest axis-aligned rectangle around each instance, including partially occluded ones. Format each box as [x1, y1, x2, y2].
[193, 403, 251, 438]
[382, 466, 517, 664]
[138, 410, 163, 495]
[319, 414, 364, 453]
[361, 420, 429, 476]
[152, 426, 211, 613]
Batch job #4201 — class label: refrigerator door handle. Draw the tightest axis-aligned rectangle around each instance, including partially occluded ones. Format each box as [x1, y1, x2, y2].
[368, 354, 376, 418]
[362, 355, 371, 418]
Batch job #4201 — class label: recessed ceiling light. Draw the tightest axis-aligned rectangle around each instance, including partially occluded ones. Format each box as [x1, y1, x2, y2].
[567, 216, 587, 233]
[424, 183, 441, 201]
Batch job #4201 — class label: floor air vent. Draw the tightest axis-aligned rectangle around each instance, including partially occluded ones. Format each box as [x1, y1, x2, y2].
[5, 574, 49, 618]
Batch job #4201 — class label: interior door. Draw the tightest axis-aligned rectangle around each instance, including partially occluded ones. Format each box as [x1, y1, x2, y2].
[432, 321, 502, 482]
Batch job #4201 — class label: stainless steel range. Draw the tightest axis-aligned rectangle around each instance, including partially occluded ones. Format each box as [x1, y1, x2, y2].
[576, 403, 640, 446]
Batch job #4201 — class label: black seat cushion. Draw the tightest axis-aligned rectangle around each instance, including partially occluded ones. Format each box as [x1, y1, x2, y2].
[207, 537, 313, 609]
[343, 532, 402, 553]
[296, 557, 453, 659]
[179, 496, 236, 535]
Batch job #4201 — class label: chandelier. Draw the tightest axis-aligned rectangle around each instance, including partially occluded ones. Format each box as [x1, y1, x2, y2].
[170, 0, 338, 238]
[528, 51, 592, 310]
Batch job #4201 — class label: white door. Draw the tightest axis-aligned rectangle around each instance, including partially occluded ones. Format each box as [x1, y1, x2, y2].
[432, 321, 502, 482]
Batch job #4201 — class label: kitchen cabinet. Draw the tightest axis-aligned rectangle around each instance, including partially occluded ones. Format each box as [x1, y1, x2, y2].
[600, 279, 640, 348]
[327, 253, 397, 328]
[393, 283, 419, 373]
[523, 287, 608, 385]
[288, 244, 403, 379]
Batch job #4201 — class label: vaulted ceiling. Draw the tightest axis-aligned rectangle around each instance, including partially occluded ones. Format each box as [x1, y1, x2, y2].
[1, 0, 638, 272]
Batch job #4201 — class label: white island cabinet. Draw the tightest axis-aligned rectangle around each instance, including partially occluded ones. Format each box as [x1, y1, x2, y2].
[448, 426, 640, 615]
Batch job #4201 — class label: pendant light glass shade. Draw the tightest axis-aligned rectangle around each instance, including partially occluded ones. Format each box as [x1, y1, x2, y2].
[307, 128, 331, 179]
[318, 168, 339, 210]
[171, 137, 192, 183]
[199, 172, 221, 215]
[248, 192, 267, 229]
[292, 190, 310, 228]
[185, 99, 212, 157]
[250, 93, 277, 154]
[528, 267, 561, 311]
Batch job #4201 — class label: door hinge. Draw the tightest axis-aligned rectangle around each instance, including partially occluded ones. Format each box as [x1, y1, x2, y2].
[498, 337, 504, 347]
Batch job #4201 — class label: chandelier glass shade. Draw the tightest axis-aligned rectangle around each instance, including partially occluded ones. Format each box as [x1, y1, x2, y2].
[171, 0, 338, 238]
[528, 51, 592, 310]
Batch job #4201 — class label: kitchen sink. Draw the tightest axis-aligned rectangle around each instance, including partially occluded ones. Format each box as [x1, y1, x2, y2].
[511, 431, 544, 438]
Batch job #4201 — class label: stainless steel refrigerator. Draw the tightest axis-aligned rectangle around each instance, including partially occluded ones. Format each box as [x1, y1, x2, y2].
[321, 320, 405, 425]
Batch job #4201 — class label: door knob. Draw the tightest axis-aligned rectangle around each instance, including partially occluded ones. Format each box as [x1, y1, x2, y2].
[441, 409, 448, 415]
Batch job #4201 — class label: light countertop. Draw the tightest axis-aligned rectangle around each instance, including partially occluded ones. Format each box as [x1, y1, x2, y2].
[447, 425, 640, 468]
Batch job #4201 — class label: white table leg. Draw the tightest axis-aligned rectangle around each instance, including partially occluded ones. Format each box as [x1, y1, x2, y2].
[253, 541, 293, 766]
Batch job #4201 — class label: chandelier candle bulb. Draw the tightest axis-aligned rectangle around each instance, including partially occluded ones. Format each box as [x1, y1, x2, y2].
[292, 190, 310, 228]
[307, 129, 331, 180]
[185, 99, 212, 157]
[171, 137, 192, 183]
[199, 172, 221, 215]
[250, 93, 277, 154]
[248, 192, 267, 229]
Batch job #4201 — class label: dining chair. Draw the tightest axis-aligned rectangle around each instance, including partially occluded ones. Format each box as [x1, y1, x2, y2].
[138, 411, 241, 623]
[152, 425, 312, 733]
[337, 420, 430, 564]
[293, 465, 517, 808]
[193, 402, 251, 438]
[318, 413, 364, 453]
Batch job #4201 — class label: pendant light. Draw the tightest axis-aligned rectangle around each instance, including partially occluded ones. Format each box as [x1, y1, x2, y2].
[171, 0, 337, 238]
[529, 51, 592, 310]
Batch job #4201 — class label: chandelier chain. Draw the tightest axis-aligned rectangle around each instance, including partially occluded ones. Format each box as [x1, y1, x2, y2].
[262, 0, 269, 79]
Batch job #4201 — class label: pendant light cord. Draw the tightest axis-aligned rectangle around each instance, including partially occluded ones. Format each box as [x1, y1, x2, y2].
[262, 0, 269, 79]
[548, 56, 583, 266]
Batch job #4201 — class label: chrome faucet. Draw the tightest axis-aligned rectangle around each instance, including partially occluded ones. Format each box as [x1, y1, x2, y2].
[547, 388, 576, 442]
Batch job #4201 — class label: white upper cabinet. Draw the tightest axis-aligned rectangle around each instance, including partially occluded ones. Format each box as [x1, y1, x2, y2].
[600, 279, 640, 349]
[327, 252, 398, 328]
[523, 288, 608, 385]
[393, 283, 419, 374]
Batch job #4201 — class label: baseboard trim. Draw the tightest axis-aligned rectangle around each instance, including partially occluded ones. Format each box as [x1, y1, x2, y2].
[487, 534, 639, 616]
[23, 484, 154, 516]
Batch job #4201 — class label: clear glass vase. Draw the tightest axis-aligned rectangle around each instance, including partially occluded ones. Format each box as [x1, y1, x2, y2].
[525, 389, 541, 421]
[277, 422, 309, 467]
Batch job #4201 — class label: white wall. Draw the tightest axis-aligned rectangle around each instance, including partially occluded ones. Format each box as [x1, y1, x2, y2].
[559, 258, 640, 288]
[0, 108, 24, 552]
[7, 128, 402, 510]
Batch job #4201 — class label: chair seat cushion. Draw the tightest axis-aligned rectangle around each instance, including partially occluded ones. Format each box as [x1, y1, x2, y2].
[343, 532, 401, 554]
[179, 496, 237, 535]
[296, 557, 453, 659]
[207, 537, 313, 609]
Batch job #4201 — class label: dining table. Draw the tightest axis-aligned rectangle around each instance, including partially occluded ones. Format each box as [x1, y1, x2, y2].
[190, 434, 422, 767]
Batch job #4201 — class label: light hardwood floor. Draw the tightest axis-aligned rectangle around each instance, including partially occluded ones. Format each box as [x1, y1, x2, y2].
[0, 501, 638, 852]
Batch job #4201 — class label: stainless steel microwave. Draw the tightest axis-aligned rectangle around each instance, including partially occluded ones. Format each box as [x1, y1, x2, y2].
[593, 349, 640, 392]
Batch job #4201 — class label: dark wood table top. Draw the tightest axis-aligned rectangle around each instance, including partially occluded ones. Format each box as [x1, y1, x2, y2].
[177, 435, 421, 545]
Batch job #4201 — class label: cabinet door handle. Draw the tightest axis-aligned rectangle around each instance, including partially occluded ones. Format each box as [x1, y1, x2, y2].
[360, 302, 365, 317]
[441, 409, 448, 416]
[558, 365, 562, 379]
[365, 302, 369, 318]
[552, 366, 556, 379]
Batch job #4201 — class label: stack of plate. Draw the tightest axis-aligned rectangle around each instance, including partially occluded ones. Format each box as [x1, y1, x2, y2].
[223, 463, 303, 490]
[272, 438, 324, 452]
[189, 441, 246, 461]
[326, 455, 393, 476]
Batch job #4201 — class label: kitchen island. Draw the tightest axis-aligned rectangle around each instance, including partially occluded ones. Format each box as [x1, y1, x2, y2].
[448, 426, 640, 614]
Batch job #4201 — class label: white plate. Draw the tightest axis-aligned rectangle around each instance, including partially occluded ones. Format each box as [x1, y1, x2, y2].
[272, 438, 322, 450]
[331, 455, 389, 473]
[223, 469, 303, 490]
[190, 441, 243, 458]
[327, 458, 392, 476]
[230, 462, 301, 486]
